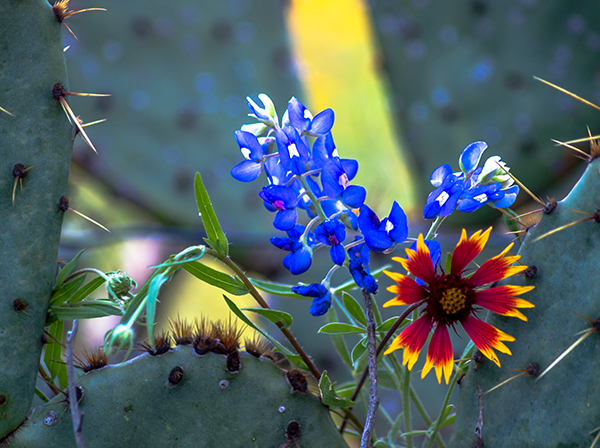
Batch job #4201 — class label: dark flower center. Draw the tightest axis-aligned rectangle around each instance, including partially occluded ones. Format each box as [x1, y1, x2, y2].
[425, 274, 474, 325]
[440, 287, 467, 315]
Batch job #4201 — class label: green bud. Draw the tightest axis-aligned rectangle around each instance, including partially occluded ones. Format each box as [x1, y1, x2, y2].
[106, 270, 135, 302]
[104, 324, 134, 358]
[478, 156, 514, 188]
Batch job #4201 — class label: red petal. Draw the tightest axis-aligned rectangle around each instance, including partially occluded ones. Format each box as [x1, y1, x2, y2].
[395, 234, 436, 284]
[451, 227, 491, 275]
[462, 316, 514, 367]
[422, 325, 454, 384]
[469, 243, 527, 286]
[384, 315, 432, 370]
[475, 286, 535, 320]
[384, 271, 428, 307]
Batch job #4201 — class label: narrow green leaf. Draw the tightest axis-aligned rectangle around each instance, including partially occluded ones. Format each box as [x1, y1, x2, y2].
[444, 252, 453, 274]
[121, 268, 164, 324]
[44, 321, 64, 382]
[194, 172, 229, 256]
[51, 301, 123, 320]
[50, 275, 86, 306]
[183, 261, 248, 296]
[249, 278, 307, 298]
[223, 295, 308, 370]
[53, 249, 85, 291]
[342, 292, 367, 326]
[373, 441, 393, 448]
[318, 322, 366, 335]
[378, 368, 401, 390]
[146, 274, 169, 346]
[34, 388, 50, 403]
[326, 306, 352, 368]
[318, 370, 356, 409]
[440, 413, 456, 429]
[67, 276, 105, 304]
[242, 307, 293, 329]
[401, 430, 428, 437]
[149, 246, 205, 268]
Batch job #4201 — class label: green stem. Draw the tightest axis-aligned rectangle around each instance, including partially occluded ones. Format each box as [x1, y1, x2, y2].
[402, 363, 413, 448]
[424, 216, 445, 241]
[424, 370, 460, 448]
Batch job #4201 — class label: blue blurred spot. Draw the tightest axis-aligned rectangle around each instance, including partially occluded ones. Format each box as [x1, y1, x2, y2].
[235, 60, 256, 82]
[163, 145, 182, 165]
[195, 73, 216, 93]
[469, 60, 493, 83]
[80, 56, 99, 79]
[130, 91, 149, 111]
[406, 39, 426, 59]
[483, 126, 501, 144]
[514, 113, 531, 133]
[223, 95, 243, 117]
[234, 22, 255, 43]
[200, 93, 219, 114]
[103, 40, 122, 61]
[587, 32, 600, 51]
[567, 14, 586, 35]
[439, 25, 458, 44]
[431, 87, 450, 107]
[409, 101, 428, 122]
[507, 7, 524, 26]
[182, 36, 200, 54]
[155, 17, 173, 36]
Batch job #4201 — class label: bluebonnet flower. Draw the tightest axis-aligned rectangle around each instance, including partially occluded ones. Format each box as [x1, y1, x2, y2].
[292, 283, 332, 316]
[423, 141, 519, 219]
[230, 130, 268, 182]
[275, 125, 311, 175]
[358, 202, 408, 253]
[314, 219, 346, 266]
[270, 225, 316, 275]
[347, 240, 378, 294]
[286, 97, 335, 136]
[259, 185, 299, 231]
[321, 157, 366, 208]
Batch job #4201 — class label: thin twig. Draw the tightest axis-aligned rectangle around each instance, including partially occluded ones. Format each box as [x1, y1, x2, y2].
[67, 320, 85, 448]
[339, 302, 420, 433]
[361, 289, 380, 448]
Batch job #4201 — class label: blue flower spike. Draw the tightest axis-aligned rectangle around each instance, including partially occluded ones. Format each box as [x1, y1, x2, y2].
[347, 241, 378, 294]
[292, 283, 332, 316]
[458, 141, 487, 177]
[321, 158, 366, 208]
[358, 202, 408, 253]
[270, 225, 315, 275]
[314, 219, 347, 265]
[230, 130, 268, 182]
[287, 97, 335, 137]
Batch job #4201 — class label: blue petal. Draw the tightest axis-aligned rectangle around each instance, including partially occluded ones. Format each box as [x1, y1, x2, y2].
[321, 159, 345, 198]
[234, 130, 264, 161]
[364, 230, 394, 253]
[387, 201, 408, 243]
[230, 160, 262, 182]
[430, 164, 452, 187]
[259, 185, 299, 209]
[459, 141, 487, 176]
[287, 97, 310, 134]
[274, 209, 298, 231]
[246, 96, 272, 122]
[330, 244, 346, 266]
[308, 108, 334, 135]
[358, 205, 380, 234]
[309, 294, 331, 316]
[341, 185, 366, 208]
[292, 283, 327, 298]
[362, 275, 378, 294]
[490, 185, 519, 209]
[423, 200, 442, 220]
[341, 158, 359, 180]
[283, 245, 313, 275]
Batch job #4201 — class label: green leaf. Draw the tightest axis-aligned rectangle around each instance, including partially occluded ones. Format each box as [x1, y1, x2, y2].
[149, 246, 205, 268]
[194, 172, 229, 256]
[223, 295, 308, 370]
[51, 300, 123, 320]
[373, 441, 393, 448]
[318, 322, 366, 335]
[318, 370, 356, 409]
[50, 275, 87, 306]
[44, 321, 64, 383]
[444, 252, 453, 274]
[146, 273, 169, 346]
[503, 207, 521, 243]
[249, 278, 307, 298]
[67, 276, 105, 304]
[242, 307, 293, 329]
[53, 249, 85, 291]
[376, 317, 399, 333]
[378, 368, 401, 390]
[183, 261, 248, 296]
[342, 292, 367, 326]
[351, 337, 367, 368]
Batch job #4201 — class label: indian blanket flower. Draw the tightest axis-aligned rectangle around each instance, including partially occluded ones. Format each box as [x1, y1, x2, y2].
[383, 228, 535, 384]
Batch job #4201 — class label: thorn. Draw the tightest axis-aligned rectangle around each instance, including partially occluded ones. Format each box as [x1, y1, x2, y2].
[496, 207, 525, 227]
[11, 164, 37, 205]
[551, 138, 591, 161]
[81, 118, 107, 128]
[494, 161, 548, 210]
[484, 363, 539, 394]
[63, 45, 70, 52]
[532, 209, 599, 242]
[533, 76, 600, 112]
[0, 105, 15, 117]
[58, 196, 110, 233]
[53, 1, 106, 41]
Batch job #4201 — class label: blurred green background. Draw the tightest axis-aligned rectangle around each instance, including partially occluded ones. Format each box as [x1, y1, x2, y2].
[57, 0, 599, 443]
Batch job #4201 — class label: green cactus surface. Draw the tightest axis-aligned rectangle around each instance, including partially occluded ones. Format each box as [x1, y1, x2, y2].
[367, 0, 600, 221]
[6, 347, 349, 448]
[63, 0, 302, 231]
[0, 0, 74, 437]
[450, 156, 600, 447]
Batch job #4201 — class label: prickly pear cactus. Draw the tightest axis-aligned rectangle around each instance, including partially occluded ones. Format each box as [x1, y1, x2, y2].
[64, 0, 301, 230]
[0, 0, 73, 436]
[450, 156, 600, 447]
[5, 347, 349, 448]
[367, 0, 600, 213]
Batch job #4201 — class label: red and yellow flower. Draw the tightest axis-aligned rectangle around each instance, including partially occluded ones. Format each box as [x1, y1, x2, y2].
[383, 227, 534, 384]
